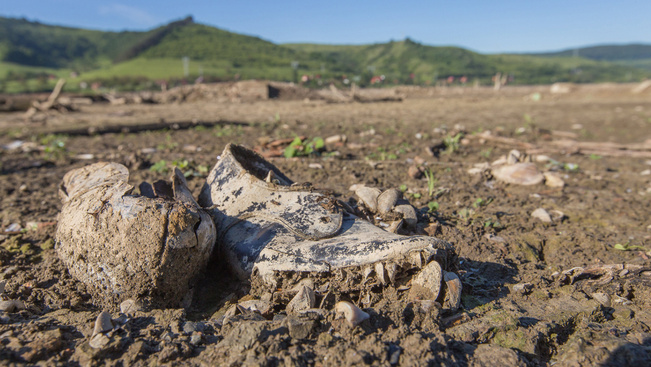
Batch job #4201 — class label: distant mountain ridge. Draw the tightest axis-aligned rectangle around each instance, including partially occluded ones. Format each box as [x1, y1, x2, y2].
[1, 15, 650, 93]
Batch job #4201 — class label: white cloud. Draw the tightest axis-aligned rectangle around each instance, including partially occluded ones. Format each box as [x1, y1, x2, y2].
[98, 3, 158, 27]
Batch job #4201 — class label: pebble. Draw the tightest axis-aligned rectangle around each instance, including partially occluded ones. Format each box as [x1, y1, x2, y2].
[190, 332, 202, 345]
[285, 316, 316, 339]
[355, 186, 382, 212]
[393, 204, 418, 227]
[377, 189, 401, 214]
[93, 311, 113, 336]
[308, 163, 323, 169]
[443, 272, 462, 311]
[325, 134, 347, 145]
[286, 286, 316, 314]
[334, 301, 369, 327]
[506, 150, 522, 165]
[408, 165, 423, 179]
[591, 292, 611, 307]
[512, 283, 533, 294]
[89, 333, 111, 349]
[641, 169, 651, 176]
[120, 299, 143, 315]
[531, 208, 553, 223]
[4, 223, 21, 233]
[543, 172, 565, 188]
[484, 233, 506, 243]
[75, 153, 95, 160]
[535, 155, 552, 163]
[409, 261, 442, 301]
[492, 163, 544, 185]
[0, 300, 25, 313]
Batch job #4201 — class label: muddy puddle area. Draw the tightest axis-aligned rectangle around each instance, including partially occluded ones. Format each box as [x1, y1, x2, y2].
[0, 85, 650, 365]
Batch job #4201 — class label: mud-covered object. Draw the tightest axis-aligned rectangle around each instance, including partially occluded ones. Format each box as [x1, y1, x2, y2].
[199, 144, 458, 307]
[56, 162, 216, 309]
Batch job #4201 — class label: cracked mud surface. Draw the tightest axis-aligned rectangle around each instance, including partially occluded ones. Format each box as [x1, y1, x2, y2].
[1, 85, 650, 365]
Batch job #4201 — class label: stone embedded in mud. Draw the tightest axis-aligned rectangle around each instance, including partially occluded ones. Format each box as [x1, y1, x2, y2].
[286, 286, 316, 314]
[492, 163, 544, 185]
[531, 208, 553, 223]
[377, 188, 401, 214]
[543, 171, 565, 188]
[55, 162, 216, 310]
[409, 261, 443, 301]
[443, 271, 462, 311]
[93, 311, 113, 336]
[0, 300, 25, 313]
[120, 299, 143, 315]
[334, 301, 369, 327]
[355, 186, 382, 212]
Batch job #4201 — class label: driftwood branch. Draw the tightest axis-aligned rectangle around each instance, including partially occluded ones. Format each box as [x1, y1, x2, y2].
[469, 131, 651, 158]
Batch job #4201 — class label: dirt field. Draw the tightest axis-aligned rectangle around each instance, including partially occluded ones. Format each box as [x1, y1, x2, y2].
[1, 84, 650, 365]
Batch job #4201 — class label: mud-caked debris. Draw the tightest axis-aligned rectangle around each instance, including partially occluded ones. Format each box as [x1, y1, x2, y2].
[120, 299, 143, 315]
[409, 261, 443, 301]
[443, 271, 462, 311]
[56, 162, 216, 309]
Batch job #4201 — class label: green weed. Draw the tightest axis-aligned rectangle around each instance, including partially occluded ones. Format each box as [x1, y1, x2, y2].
[284, 136, 325, 158]
[443, 133, 463, 154]
[423, 169, 437, 197]
[427, 201, 439, 213]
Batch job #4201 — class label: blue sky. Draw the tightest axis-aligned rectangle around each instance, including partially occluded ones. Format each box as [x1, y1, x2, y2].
[3, 1, 651, 53]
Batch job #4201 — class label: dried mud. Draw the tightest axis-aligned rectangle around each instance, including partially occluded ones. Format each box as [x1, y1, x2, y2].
[1, 85, 650, 365]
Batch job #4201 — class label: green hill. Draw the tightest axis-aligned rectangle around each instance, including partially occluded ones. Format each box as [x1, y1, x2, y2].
[530, 44, 651, 71]
[1, 15, 650, 93]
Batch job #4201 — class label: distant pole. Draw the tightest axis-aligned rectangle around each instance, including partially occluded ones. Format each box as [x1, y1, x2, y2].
[182, 56, 190, 77]
[291, 61, 299, 84]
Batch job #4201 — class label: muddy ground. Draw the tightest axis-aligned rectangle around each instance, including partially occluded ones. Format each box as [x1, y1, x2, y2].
[0, 84, 650, 366]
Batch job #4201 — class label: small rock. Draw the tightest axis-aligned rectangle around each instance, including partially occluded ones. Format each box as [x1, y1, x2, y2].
[591, 292, 611, 307]
[308, 163, 323, 169]
[334, 301, 369, 327]
[4, 223, 21, 233]
[512, 283, 533, 294]
[377, 189, 401, 214]
[531, 208, 552, 223]
[409, 261, 442, 301]
[190, 332, 202, 345]
[285, 316, 316, 339]
[0, 300, 25, 313]
[543, 172, 565, 188]
[120, 299, 143, 315]
[355, 186, 381, 212]
[492, 163, 544, 185]
[89, 333, 111, 349]
[535, 155, 552, 163]
[238, 299, 272, 316]
[443, 272, 462, 311]
[286, 286, 316, 314]
[18, 185, 28, 193]
[325, 134, 347, 145]
[393, 204, 418, 227]
[408, 165, 423, 179]
[507, 150, 522, 165]
[484, 233, 506, 243]
[641, 169, 651, 176]
[75, 153, 95, 160]
[92, 311, 113, 336]
[0, 281, 5, 295]
[613, 308, 634, 320]
[183, 321, 201, 334]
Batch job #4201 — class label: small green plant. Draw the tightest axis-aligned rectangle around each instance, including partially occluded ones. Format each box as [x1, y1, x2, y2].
[399, 184, 408, 193]
[40, 134, 68, 160]
[427, 201, 439, 213]
[150, 160, 168, 173]
[480, 148, 492, 159]
[423, 169, 437, 197]
[443, 133, 463, 154]
[473, 197, 493, 208]
[613, 242, 648, 251]
[589, 154, 602, 160]
[563, 163, 579, 172]
[156, 134, 178, 150]
[411, 193, 422, 199]
[484, 218, 503, 229]
[458, 208, 473, 220]
[284, 136, 325, 158]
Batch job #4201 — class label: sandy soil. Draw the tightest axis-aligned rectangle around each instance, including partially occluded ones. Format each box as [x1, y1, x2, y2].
[0, 85, 650, 365]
